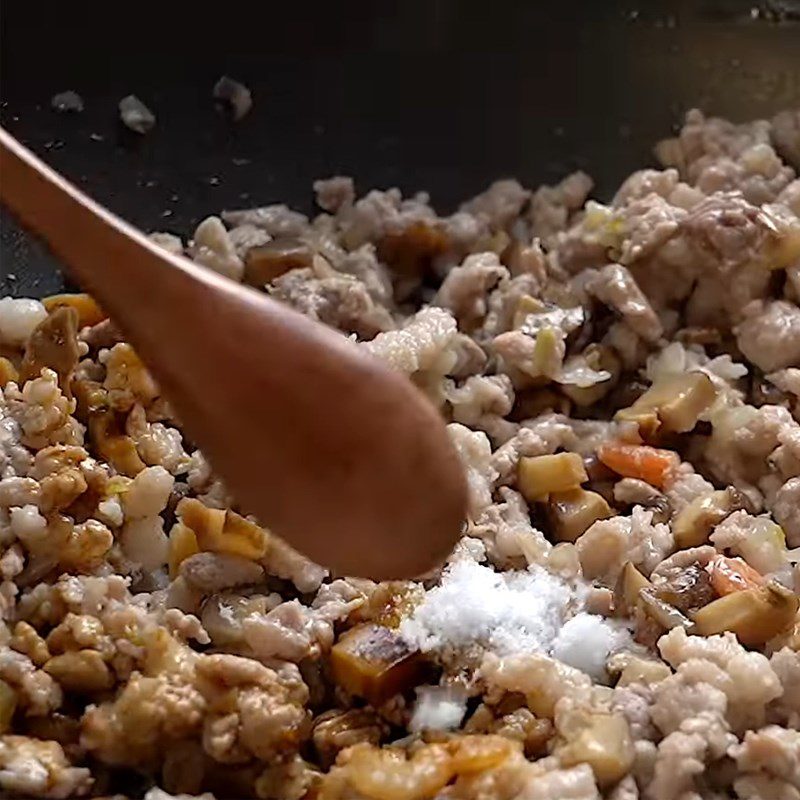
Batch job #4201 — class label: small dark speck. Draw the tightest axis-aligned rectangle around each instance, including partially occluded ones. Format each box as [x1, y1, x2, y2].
[90, 133, 104, 142]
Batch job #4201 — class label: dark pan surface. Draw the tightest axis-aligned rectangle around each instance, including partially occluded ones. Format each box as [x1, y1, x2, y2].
[2, 0, 800, 297]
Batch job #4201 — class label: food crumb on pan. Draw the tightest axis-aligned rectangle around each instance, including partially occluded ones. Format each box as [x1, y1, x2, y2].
[118, 94, 156, 134]
[212, 75, 253, 121]
[50, 90, 84, 113]
[1, 106, 800, 800]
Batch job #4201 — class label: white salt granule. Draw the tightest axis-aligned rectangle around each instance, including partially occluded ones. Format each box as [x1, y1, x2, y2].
[400, 559, 631, 680]
[400, 559, 571, 656]
[551, 612, 632, 681]
[409, 685, 468, 732]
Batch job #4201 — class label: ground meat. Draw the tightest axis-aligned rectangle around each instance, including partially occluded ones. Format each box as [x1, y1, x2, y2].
[270, 268, 394, 338]
[433, 252, 509, 329]
[188, 217, 244, 282]
[736, 300, 800, 373]
[529, 171, 594, 245]
[313, 176, 356, 214]
[587, 264, 663, 343]
[460, 179, 531, 229]
[730, 725, 800, 787]
[0, 735, 92, 798]
[772, 109, 800, 168]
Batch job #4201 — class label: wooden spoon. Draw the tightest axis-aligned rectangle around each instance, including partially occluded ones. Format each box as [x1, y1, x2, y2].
[0, 127, 467, 580]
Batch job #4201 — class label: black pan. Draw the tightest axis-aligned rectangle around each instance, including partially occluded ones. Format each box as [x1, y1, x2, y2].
[2, 0, 800, 297]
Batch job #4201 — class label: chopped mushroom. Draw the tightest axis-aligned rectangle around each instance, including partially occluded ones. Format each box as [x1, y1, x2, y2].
[518, 452, 588, 502]
[672, 488, 744, 549]
[243, 239, 314, 286]
[691, 580, 799, 645]
[329, 624, 428, 705]
[615, 371, 717, 436]
[546, 487, 614, 542]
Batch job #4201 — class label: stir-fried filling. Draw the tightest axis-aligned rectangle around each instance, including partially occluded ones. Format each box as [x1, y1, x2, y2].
[0, 107, 799, 800]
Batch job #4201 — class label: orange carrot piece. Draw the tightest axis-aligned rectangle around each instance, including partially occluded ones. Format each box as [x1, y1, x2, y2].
[596, 442, 679, 489]
[706, 555, 763, 596]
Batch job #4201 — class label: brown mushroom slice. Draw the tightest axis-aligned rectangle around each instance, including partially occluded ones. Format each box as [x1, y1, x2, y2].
[518, 452, 588, 503]
[639, 589, 696, 632]
[177, 498, 269, 561]
[654, 564, 716, 615]
[42, 293, 106, 328]
[87, 412, 146, 477]
[614, 562, 652, 616]
[615, 372, 716, 436]
[672, 488, 744, 549]
[375, 221, 449, 280]
[691, 581, 799, 646]
[330, 624, 428, 706]
[73, 378, 110, 421]
[19, 306, 80, 390]
[243, 239, 314, 286]
[546, 488, 613, 542]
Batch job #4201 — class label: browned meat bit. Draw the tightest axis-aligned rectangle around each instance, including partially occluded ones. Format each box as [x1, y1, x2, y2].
[312, 708, 389, 769]
[329, 624, 428, 706]
[465, 703, 553, 758]
[19, 307, 80, 392]
[243, 239, 314, 287]
[352, 581, 425, 628]
[79, 318, 124, 351]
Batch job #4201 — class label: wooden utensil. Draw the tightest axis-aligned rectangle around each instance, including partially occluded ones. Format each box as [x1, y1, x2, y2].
[0, 127, 467, 579]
